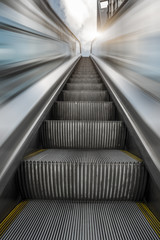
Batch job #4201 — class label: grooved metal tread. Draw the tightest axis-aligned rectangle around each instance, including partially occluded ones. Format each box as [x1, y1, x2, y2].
[62, 90, 109, 101]
[41, 121, 126, 149]
[1, 200, 159, 240]
[69, 78, 101, 83]
[18, 149, 147, 200]
[75, 72, 98, 74]
[70, 77, 100, 80]
[71, 75, 99, 78]
[66, 83, 105, 90]
[53, 101, 115, 120]
[23, 149, 142, 163]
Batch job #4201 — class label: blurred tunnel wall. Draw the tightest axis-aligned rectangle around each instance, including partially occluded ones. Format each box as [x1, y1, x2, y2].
[0, 0, 80, 69]
[92, 0, 160, 218]
[92, 0, 160, 99]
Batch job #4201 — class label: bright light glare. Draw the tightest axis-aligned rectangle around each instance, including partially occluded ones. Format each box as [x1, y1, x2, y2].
[95, 32, 102, 38]
[100, 1, 108, 9]
[82, 30, 102, 41]
[60, 0, 97, 55]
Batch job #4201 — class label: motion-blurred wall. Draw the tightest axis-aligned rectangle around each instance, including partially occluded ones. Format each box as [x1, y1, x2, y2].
[0, 0, 80, 67]
[93, 0, 160, 99]
[92, 0, 160, 218]
[0, 0, 80, 104]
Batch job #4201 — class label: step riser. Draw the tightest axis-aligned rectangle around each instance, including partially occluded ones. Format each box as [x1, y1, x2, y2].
[70, 76, 100, 79]
[69, 79, 101, 83]
[72, 74, 99, 77]
[41, 121, 126, 149]
[53, 102, 115, 120]
[62, 91, 109, 101]
[74, 72, 97, 75]
[18, 161, 147, 200]
[66, 83, 105, 90]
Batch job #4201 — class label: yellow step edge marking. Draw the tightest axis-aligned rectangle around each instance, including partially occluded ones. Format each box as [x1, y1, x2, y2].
[137, 203, 160, 238]
[24, 149, 46, 159]
[121, 150, 142, 162]
[0, 201, 28, 237]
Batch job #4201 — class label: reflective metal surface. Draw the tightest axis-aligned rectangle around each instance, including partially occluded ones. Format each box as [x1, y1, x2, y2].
[0, 0, 81, 212]
[0, 55, 80, 196]
[92, 0, 160, 219]
[91, 55, 160, 188]
[92, 0, 160, 186]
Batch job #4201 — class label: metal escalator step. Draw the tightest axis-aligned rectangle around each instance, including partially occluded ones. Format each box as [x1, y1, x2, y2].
[72, 74, 99, 78]
[75, 71, 97, 74]
[77, 65, 94, 67]
[70, 76, 100, 79]
[2, 201, 159, 240]
[41, 121, 126, 149]
[62, 90, 109, 101]
[18, 149, 147, 200]
[66, 83, 105, 90]
[73, 71, 97, 73]
[69, 78, 101, 83]
[53, 102, 115, 120]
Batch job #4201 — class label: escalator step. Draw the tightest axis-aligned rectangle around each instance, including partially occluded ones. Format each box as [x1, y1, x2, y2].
[69, 78, 101, 83]
[41, 121, 126, 149]
[75, 71, 97, 74]
[53, 102, 115, 120]
[66, 83, 105, 90]
[70, 76, 100, 79]
[18, 149, 147, 200]
[2, 201, 159, 240]
[62, 90, 109, 101]
[72, 74, 99, 78]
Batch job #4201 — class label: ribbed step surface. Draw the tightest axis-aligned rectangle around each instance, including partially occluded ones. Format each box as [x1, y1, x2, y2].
[69, 78, 101, 83]
[2, 200, 159, 240]
[62, 91, 109, 101]
[18, 149, 147, 200]
[53, 102, 115, 120]
[66, 83, 105, 90]
[75, 71, 97, 74]
[72, 74, 99, 78]
[41, 121, 126, 149]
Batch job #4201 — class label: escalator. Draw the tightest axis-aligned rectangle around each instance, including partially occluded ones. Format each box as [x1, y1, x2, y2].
[1, 58, 160, 239]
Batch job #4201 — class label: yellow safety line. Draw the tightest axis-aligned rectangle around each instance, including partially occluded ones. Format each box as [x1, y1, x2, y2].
[121, 150, 142, 162]
[0, 201, 28, 237]
[24, 149, 46, 159]
[137, 203, 160, 238]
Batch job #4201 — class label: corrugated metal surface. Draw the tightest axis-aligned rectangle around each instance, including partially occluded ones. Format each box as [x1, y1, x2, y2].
[74, 71, 97, 74]
[53, 102, 115, 120]
[41, 121, 126, 149]
[18, 149, 147, 200]
[1, 200, 159, 240]
[62, 91, 109, 101]
[66, 83, 105, 90]
[69, 78, 101, 83]
[71, 74, 99, 78]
